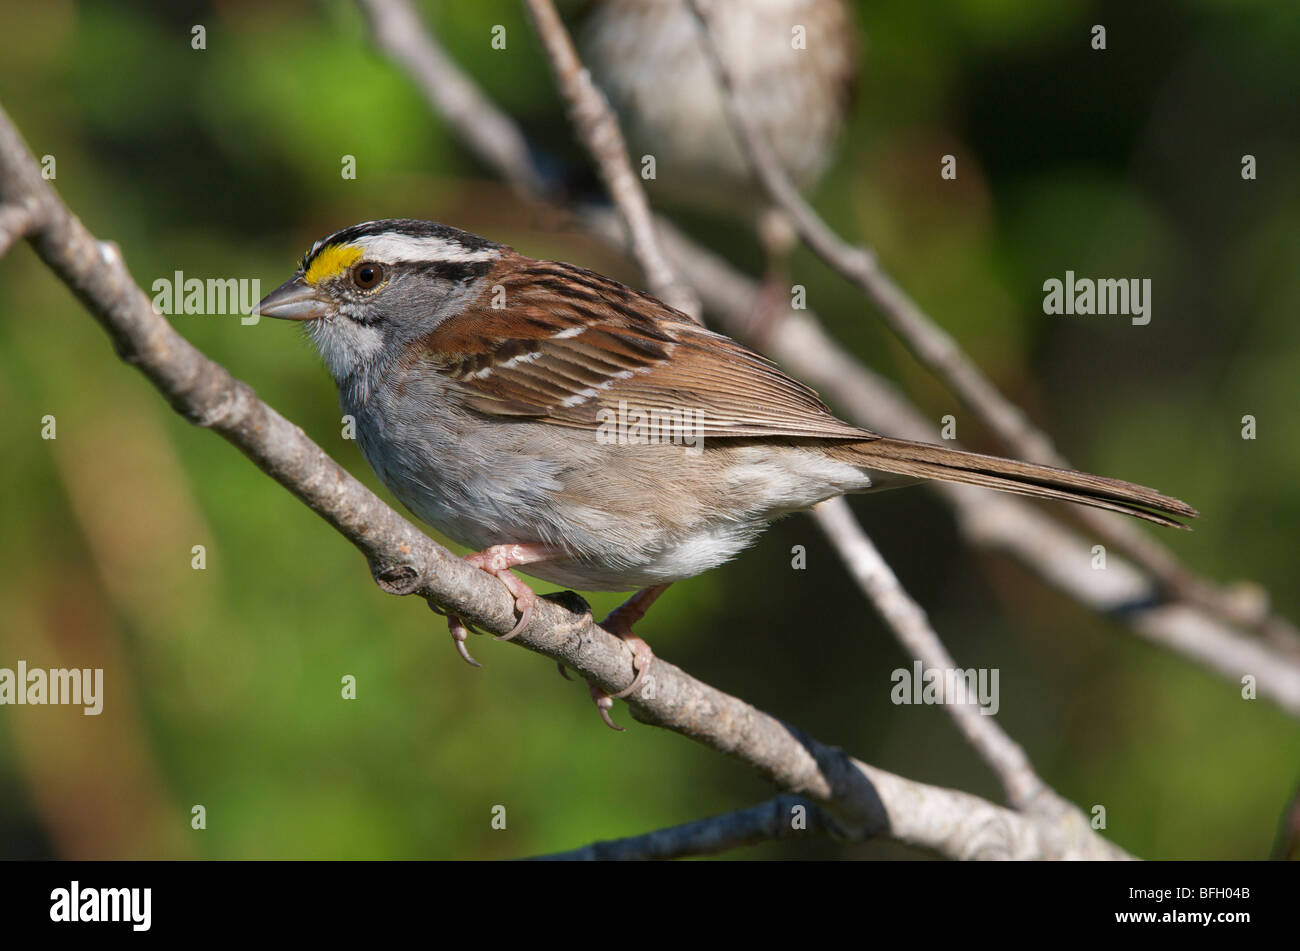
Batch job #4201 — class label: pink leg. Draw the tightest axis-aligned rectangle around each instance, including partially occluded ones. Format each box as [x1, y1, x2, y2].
[445, 542, 559, 666]
[590, 583, 671, 731]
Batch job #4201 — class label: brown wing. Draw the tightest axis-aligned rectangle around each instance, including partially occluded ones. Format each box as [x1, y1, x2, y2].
[416, 252, 874, 441]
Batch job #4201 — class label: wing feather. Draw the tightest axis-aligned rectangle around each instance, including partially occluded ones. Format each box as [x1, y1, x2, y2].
[415, 253, 875, 441]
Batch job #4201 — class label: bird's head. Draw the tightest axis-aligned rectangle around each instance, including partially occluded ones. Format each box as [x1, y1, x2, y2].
[255, 218, 502, 381]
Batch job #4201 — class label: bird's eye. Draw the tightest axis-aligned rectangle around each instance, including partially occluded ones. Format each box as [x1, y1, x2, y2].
[352, 262, 384, 290]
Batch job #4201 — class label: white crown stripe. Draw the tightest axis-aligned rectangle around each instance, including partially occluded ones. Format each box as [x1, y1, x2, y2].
[355, 234, 501, 264]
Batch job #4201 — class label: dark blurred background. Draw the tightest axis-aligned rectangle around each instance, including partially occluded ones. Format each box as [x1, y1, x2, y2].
[0, 0, 1297, 859]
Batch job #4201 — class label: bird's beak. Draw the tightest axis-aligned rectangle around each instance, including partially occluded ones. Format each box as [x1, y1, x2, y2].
[253, 277, 333, 321]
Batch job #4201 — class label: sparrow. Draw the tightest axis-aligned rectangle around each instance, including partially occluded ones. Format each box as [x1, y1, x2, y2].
[579, 0, 860, 339]
[256, 219, 1197, 727]
[580, 0, 857, 214]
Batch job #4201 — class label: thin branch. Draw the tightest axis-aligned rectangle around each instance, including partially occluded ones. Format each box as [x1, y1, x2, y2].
[534, 795, 836, 860]
[520, 0, 700, 319]
[0, 199, 33, 256]
[0, 101, 1126, 860]
[537, 772, 1128, 861]
[358, 0, 546, 198]
[813, 497, 1052, 812]
[682, 0, 1294, 645]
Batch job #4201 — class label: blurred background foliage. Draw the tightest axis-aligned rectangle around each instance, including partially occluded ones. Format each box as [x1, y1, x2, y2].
[0, 0, 1297, 860]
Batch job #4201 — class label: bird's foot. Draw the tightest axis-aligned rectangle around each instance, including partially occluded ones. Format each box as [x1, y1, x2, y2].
[587, 584, 670, 730]
[440, 542, 559, 666]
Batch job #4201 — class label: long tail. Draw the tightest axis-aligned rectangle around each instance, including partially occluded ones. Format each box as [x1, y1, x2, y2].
[831, 438, 1199, 529]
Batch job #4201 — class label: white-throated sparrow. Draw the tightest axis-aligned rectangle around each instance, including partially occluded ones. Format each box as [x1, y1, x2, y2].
[256, 219, 1197, 727]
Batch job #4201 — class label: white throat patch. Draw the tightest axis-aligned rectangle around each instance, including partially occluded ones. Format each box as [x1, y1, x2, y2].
[305, 315, 385, 383]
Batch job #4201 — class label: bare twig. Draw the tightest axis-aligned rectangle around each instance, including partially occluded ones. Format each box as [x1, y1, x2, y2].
[0, 101, 1128, 860]
[539, 774, 1128, 861]
[521, 0, 700, 319]
[534, 795, 836, 860]
[813, 497, 1053, 812]
[682, 0, 1294, 645]
[0, 199, 33, 256]
[358, 0, 546, 197]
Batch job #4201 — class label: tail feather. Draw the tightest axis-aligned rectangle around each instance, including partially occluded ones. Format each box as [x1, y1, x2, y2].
[834, 438, 1199, 529]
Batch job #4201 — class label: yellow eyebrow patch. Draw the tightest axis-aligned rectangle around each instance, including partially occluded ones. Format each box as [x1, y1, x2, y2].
[303, 243, 363, 285]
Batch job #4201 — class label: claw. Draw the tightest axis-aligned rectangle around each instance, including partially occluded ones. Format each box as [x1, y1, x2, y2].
[583, 585, 670, 728]
[464, 544, 551, 641]
[590, 683, 624, 731]
[494, 592, 533, 641]
[433, 600, 482, 668]
[556, 662, 572, 681]
[586, 633, 651, 724]
[436, 543, 557, 665]
[449, 614, 481, 668]
[606, 633, 653, 699]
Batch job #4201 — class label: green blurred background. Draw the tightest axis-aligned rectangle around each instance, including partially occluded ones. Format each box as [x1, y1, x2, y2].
[0, 0, 1297, 860]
